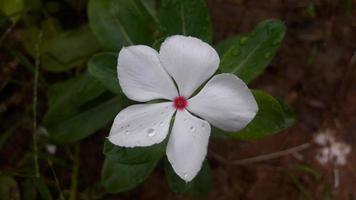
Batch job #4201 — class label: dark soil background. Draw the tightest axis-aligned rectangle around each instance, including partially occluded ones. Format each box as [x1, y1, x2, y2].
[1, 0, 355, 199]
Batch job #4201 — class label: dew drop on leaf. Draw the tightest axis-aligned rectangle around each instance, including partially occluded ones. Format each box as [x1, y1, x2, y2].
[264, 52, 271, 59]
[239, 36, 248, 44]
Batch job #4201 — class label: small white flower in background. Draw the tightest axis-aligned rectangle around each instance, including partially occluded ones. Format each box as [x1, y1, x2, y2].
[314, 129, 335, 146]
[108, 35, 258, 181]
[37, 126, 57, 155]
[314, 129, 351, 166]
[45, 144, 57, 155]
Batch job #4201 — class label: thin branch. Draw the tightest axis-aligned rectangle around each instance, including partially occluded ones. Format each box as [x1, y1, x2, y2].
[0, 22, 16, 45]
[333, 168, 340, 188]
[32, 30, 43, 178]
[211, 143, 310, 165]
[48, 159, 65, 200]
[69, 144, 80, 200]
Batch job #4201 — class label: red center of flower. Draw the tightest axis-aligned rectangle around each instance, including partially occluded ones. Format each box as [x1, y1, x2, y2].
[173, 96, 188, 110]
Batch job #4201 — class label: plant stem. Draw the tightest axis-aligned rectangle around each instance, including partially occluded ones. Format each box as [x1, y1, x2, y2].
[287, 172, 312, 200]
[69, 144, 80, 200]
[32, 31, 43, 178]
[211, 143, 310, 165]
[0, 22, 16, 45]
[48, 159, 65, 200]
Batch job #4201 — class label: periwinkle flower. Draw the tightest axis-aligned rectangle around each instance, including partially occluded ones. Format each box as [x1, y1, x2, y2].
[108, 35, 258, 181]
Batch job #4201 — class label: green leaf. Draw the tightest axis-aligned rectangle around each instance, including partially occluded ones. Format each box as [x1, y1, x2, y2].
[21, 18, 62, 56]
[0, 10, 12, 28]
[101, 158, 158, 193]
[159, 0, 213, 43]
[46, 97, 125, 143]
[0, 175, 20, 200]
[88, 0, 157, 51]
[104, 139, 166, 164]
[294, 164, 321, 180]
[43, 73, 126, 143]
[164, 160, 212, 197]
[220, 19, 286, 83]
[21, 180, 37, 200]
[152, 37, 165, 50]
[0, 0, 24, 22]
[141, 0, 158, 23]
[217, 90, 295, 140]
[45, 72, 106, 116]
[276, 98, 295, 128]
[88, 52, 121, 94]
[41, 25, 102, 72]
[215, 35, 241, 56]
[23, 0, 42, 12]
[32, 178, 53, 200]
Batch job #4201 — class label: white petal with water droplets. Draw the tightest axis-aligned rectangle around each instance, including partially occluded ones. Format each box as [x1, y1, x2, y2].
[159, 35, 219, 98]
[166, 110, 211, 182]
[108, 102, 175, 147]
[188, 74, 258, 132]
[118, 45, 178, 102]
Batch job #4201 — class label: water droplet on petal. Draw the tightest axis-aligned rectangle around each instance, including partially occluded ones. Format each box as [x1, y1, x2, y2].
[147, 128, 156, 137]
[183, 173, 188, 179]
[189, 126, 196, 132]
[125, 130, 130, 135]
[159, 121, 164, 126]
[183, 118, 187, 122]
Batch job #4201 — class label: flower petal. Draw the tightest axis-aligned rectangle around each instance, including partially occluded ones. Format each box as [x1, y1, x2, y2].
[159, 35, 219, 98]
[166, 109, 211, 182]
[108, 102, 175, 147]
[188, 74, 258, 132]
[118, 45, 178, 102]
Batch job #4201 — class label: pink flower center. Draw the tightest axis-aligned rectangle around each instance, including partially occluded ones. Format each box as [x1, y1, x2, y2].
[173, 96, 188, 110]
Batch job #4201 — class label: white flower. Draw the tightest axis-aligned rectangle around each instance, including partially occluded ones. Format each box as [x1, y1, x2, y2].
[108, 35, 258, 182]
[314, 129, 351, 166]
[37, 126, 57, 155]
[314, 129, 335, 146]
